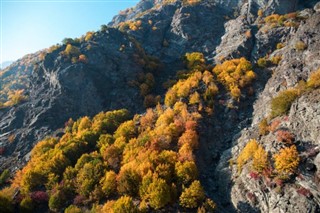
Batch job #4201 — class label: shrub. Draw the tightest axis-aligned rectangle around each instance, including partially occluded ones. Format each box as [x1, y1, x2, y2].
[307, 69, 320, 89]
[179, 180, 205, 208]
[257, 57, 267, 68]
[276, 43, 285, 49]
[258, 118, 269, 136]
[184, 52, 205, 70]
[78, 54, 88, 63]
[271, 55, 282, 65]
[269, 119, 281, 132]
[202, 198, 217, 212]
[273, 145, 299, 175]
[62, 38, 76, 45]
[297, 187, 311, 197]
[270, 89, 299, 118]
[295, 41, 307, 51]
[64, 44, 81, 57]
[0, 169, 10, 186]
[85, 32, 94, 42]
[5, 89, 27, 106]
[100, 24, 108, 32]
[276, 130, 294, 144]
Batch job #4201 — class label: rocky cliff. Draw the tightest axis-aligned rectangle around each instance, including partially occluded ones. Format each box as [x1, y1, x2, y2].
[0, 0, 320, 212]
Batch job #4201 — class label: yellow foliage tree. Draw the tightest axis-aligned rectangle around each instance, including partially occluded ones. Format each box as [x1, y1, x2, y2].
[273, 145, 299, 175]
[236, 139, 259, 172]
[252, 145, 268, 172]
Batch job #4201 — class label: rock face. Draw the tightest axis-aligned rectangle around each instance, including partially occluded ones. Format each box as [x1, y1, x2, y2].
[215, 10, 320, 213]
[1, 0, 320, 212]
[0, 28, 148, 170]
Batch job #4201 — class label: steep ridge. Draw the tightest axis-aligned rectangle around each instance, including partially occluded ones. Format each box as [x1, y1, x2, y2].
[0, 0, 319, 212]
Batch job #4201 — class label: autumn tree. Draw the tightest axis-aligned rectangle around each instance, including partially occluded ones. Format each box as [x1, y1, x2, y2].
[273, 145, 299, 176]
[117, 167, 141, 196]
[179, 180, 205, 208]
[237, 139, 259, 172]
[113, 196, 138, 213]
[252, 145, 268, 172]
[175, 161, 198, 185]
[144, 176, 171, 209]
[100, 171, 117, 197]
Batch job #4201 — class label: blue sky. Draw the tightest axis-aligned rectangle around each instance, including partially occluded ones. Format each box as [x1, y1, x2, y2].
[0, 0, 139, 64]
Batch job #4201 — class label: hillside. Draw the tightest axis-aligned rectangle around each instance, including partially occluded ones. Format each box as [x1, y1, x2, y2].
[0, 0, 320, 212]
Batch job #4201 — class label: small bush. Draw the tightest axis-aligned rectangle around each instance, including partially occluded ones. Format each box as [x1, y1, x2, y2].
[276, 43, 285, 49]
[100, 24, 108, 32]
[85, 32, 94, 42]
[276, 130, 294, 144]
[271, 55, 282, 65]
[269, 119, 281, 132]
[257, 58, 267, 68]
[64, 44, 81, 57]
[270, 89, 299, 118]
[258, 118, 269, 136]
[78, 54, 88, 63]
[295, 41, 307, 51]
[307, 69, 320, 89]
[0, 169, 10, 186]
